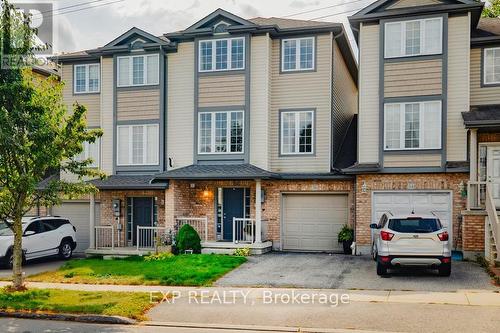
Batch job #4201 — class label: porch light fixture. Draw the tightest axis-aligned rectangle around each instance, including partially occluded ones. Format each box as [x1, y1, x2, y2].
[190, 183, 196, 189]
[203, 190, 211, 198]
[361, 181, 367, 193]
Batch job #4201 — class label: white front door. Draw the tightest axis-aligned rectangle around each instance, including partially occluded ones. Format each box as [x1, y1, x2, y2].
[487, 146, 500, 207]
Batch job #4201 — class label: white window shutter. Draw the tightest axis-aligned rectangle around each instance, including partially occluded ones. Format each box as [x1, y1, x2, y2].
[385, 22, 402, 58]
[118, 58, 130, 86]
[117, 126, 130, 165]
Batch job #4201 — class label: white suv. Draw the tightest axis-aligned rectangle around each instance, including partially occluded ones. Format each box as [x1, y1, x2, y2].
[370, 213, 451, 277]
[0, 216, 77, 268]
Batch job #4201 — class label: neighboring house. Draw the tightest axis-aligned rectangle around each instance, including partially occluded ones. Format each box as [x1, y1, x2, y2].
[348, 0, 499, 261]
[51, 9, 358, 254]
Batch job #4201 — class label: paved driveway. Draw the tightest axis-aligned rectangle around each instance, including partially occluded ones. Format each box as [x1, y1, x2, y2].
[215, 252, 497, 291]
[0, 257, 66, 279]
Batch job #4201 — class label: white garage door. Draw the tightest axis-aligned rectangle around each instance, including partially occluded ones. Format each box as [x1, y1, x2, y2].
[52, 202, 100, 253]
[372, 191, 452, 241]
[282, 194, 348, 252]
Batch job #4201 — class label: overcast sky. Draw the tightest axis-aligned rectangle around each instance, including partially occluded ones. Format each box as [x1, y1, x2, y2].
[46, 0, 378, 54]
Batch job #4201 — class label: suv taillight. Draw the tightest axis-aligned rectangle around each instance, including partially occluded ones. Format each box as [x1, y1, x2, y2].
[437, 231, 448, 241]
[380, 230, 394, 241]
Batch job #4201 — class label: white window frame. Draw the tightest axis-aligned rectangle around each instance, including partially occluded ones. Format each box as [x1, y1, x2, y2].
[75, 139, 100, 168]
[197, 110, 245, 154]
[116, 54, 159, 87]
[280, 110, 315, 155]
[383, 101, 442, 151]
[73, 63, 100, 94]
[281, 37, 315, 72]
[198, 37, 245, 72]
[384, 17, 443, 59]
[484, 47, 500, 85]
[116, 124, 159, 166]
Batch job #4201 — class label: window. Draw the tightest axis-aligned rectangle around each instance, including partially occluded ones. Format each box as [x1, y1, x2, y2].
[280, 110, 314, 155]
[385, 17, 442, 58]
[117, 54, 159, 87]
[198, 111, 244, 154]
[282, 37, 315, 71]
[198, 38, 245, 72]
[484, 47, 500, 85]
[74, 64, 100, 93]
[117, 124, 159, 165]
[384, 101, 442, 150]
[75, 139, 100, 168]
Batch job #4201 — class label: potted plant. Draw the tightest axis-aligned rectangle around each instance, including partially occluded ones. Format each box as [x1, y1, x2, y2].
[338, 225, 354, 255]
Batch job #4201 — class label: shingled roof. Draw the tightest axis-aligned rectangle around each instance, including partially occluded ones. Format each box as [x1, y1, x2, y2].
[89, 175, 168, 190]
[248, 17, 339, 29]
[153, 164, 276, 181]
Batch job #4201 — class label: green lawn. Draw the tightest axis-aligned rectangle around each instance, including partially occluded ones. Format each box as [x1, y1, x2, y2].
[0, 288, 154, 320]
[29, 254, 247, 286]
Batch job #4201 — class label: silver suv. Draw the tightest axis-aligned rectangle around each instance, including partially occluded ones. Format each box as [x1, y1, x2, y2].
[370, 213, 451, 277]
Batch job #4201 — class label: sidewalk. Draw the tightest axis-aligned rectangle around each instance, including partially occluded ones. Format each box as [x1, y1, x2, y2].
[0, 281, 499, 306]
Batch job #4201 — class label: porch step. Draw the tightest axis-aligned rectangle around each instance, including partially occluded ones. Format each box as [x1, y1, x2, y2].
[201, 241, 273, 255]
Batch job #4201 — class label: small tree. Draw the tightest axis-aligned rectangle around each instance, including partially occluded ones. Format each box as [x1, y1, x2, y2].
[0, 0, 103, 290]
[177, 224, 202, 254]
[482, 0, 500, 18]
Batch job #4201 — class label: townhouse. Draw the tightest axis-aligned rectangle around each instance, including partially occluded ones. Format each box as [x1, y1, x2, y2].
[51, 9, 358, 254]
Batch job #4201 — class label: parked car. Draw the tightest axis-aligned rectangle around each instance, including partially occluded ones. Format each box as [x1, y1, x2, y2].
[0, 216, 77, 268]
[370, 213, 451, 277]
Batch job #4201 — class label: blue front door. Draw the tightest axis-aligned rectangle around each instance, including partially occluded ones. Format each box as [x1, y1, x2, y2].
[132, 197, 153, 245]
[222, 188, 244, 241]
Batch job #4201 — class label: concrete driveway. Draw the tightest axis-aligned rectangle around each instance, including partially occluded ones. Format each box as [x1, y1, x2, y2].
[0, 257, 66, 279]
[215, 252, 497, 291]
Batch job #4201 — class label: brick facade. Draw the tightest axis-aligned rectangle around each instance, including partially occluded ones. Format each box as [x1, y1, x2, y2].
[461, 213, 485, 252]
[478, 132, 500, 143]
[355, 173, 469, 248]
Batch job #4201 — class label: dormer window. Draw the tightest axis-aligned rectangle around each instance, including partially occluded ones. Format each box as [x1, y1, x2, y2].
[199, 37, 245, 72]
[214, 22, 229, 34]
[384, 17, 442, 58]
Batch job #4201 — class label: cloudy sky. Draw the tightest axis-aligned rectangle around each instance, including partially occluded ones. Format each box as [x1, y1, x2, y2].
[44, 0, 378, 53]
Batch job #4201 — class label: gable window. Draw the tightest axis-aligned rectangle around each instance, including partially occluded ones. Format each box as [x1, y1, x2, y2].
[384, 101, 442, 150]
[74, 64, 100, 93]
[117, 124, 159, 165]
[75, 139, 100, 168]
[282, 37, 315, 72]
[198, 111, 244, 154]
[484, 47, 500, 85]
[385, 17, 442, 58]
[117, 54, 159, 87]
[198, 38, 245, 72]
[280, 110, 314, 155]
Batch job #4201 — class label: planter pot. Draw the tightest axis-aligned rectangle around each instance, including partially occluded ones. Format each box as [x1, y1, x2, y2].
[342, 240, 353, 255]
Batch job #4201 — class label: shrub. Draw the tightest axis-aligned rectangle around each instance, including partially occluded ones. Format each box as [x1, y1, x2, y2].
[144, 252, 174, 262]
[177, 224, 202, 254]
[338, 225, 354, 242]
[233, 247, 251, 257]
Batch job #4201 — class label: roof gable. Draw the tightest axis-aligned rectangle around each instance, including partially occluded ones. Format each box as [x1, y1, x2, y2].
[352, 0, 478, 17]
[183, 8, 256, 33]
[102, 27, 165, 49]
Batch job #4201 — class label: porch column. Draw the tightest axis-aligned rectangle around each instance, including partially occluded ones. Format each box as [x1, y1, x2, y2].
[255, 179, 262, 243]
[470, 128, 478, 182]
[89, 193, 96, 249]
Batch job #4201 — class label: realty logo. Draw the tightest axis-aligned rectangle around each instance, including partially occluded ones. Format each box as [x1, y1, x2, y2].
[13, 1, 53, 54]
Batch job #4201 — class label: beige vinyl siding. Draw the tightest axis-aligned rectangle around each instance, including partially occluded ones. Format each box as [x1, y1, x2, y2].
[384, 60, 442, 98]
[167, 42, 195, 169]
[100, 56, 114, 174]
[61, 64, 100, 127]
[250, 35, 271, 170]
[269, 33, 332, 173]
[470, 48, 500, 105]
[198, 75, 245, 108]
[332, 40, 358, 160]
[388, 0, 444, 9]
[447, 14, 470, 162]
[358, 23, 380, 164]
[116, 89, 160, 121]
[383, 154, 442, 168]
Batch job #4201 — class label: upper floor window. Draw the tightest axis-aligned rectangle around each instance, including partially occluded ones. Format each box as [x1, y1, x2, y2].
[384, 101, 441, 151]
[74, 64, 100, 94]
[282, 37, 315, 72]
[199, 38, 245, 72]
[75, 139, 100, 168]
[117, 54, 159, 87]
[484, 47, 500, 85]
[198, 110, 244, 154]
[280, 110, 314, 155]
[385, 17, 442, 59]
[117, 124, 159, 166]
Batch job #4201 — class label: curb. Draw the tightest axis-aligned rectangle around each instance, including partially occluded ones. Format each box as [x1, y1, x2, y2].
[0, 311, 136, 325]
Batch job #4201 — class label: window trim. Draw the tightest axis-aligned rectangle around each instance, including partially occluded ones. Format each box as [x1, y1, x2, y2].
[281, 36, 316, 72]
[198, 37, 245, 73]
[280, 110, 315, 155]
[197, 110, 245, 155]
[384, 17, 443, 59]
[116, 124, 160, 166]
[73, 63, 100, 94]
[383, 101, 442, 151]
[116, 54, 160, 88]
[483, 46, 500, 86]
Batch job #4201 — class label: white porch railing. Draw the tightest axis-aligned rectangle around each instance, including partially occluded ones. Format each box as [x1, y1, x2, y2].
[467, 181, 487, 210]
[232, 218, 268, 244]
[95, 225, 114, 249]
[136, 226, 169, 250]
[175, 217, 208, 242]
[485, 183, 500, 261]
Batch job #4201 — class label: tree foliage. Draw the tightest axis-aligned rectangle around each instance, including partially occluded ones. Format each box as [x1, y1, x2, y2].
[176, 224, 202, 254]
[482, 0, 500, 18]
